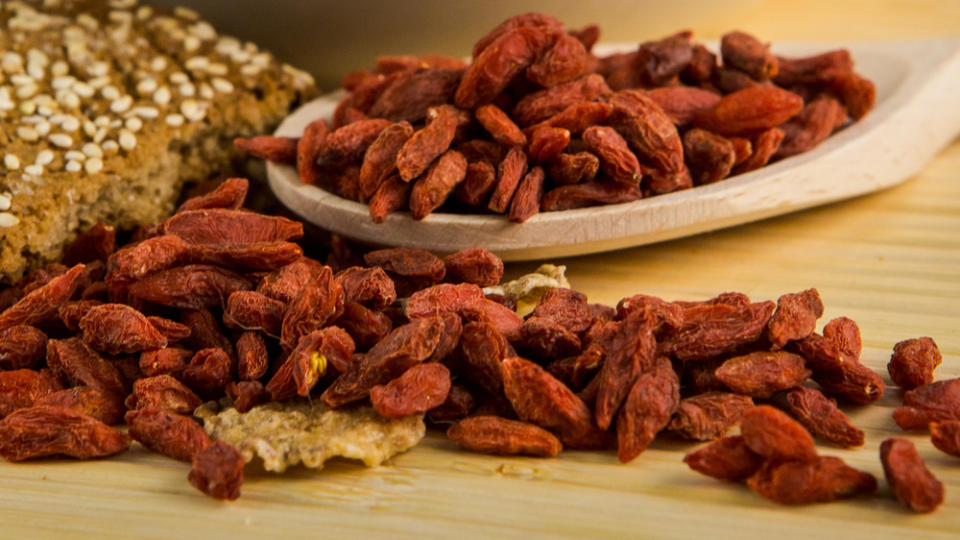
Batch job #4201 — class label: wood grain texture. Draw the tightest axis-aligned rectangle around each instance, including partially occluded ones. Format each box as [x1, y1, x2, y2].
[4, 2, 960, 538]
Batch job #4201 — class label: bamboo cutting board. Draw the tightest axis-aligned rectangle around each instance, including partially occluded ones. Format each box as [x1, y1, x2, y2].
[1, 139, 958, 540]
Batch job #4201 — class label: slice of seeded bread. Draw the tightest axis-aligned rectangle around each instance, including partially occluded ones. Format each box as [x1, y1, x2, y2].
[0, 0, 318, 284]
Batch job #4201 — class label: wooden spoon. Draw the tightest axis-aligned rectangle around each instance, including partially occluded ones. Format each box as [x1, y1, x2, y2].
[267, 39, 960, 261]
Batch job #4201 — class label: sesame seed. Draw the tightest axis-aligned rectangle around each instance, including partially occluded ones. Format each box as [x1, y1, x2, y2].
[110, 95, 133, 113]
[185, 41, 205, 56]
[11, 74, 34, 86]
[178, 82, 196, 97]
[88, 76, 110, 90]
[150, 57, 168, 72]
[185, 56, 209, 71]
[0, 213, 20, 228]
[95, 115, 110, 127]
[37, 105, 53, 118]
[125, 117, 143, 132]
[4, 155, 21, 170]
[57, 90, 81, 109]
[206, 63, 228, 76]
[108, 10, 133, 24]
[136, 6, 153, 20]
[252, 53, 271, 67]
[65, 160, 82, 173]
[51, 76, 75, 90]
[89, 61, 110, 78]
[49, 133, 73, 148]
[198, 83, 214, 100]
[137, 78, 158, 95]
[77, 14, 99, 31]
[191, 22, 217, 40]
[24, 164, 43, 176]
[169, 72, 189, 85]
[65, 150, 86, 161]
[174, 6, 200, 20]
[101, 85, 120, 100]
[61, 116, 80, 132]
[0, 194, 10, 211]
[35, 150, 54, 166]
[51, 61, 69, 77]
[72, 82, 94, 98]
[26, 49, 48, 66]
[240, 64, 261, 77]
[50, 114, 67, 125]
[211, 77, 234, 93]
[102, 140, 119, 153]
[110, 119, 123, 129]
[82, 142, 103, 158]
[119, 129, 137, 150]
[180, 99, 207, 122]
[131, 106, 159, 118]
[2, 53, 24, 73]
[83, 121, 97, 137]
[19, 101, 37, 115]
[153, 87, 172, 105]
[94, 128, 107, 143]
[84, 157, 104, 174]
[27, 64, 45, 80]
[16, 126, 39, 142]
[165, 113, 185, 127]
[35, 121, 51, 136]
[16, 84, 38, 99]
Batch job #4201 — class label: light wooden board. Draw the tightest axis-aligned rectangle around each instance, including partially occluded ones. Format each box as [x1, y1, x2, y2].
[267, 40, 960, 260]
[3, 132, 959, 540]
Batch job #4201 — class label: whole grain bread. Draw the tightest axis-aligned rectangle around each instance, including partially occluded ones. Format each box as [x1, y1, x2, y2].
[0, 0, 318, 283]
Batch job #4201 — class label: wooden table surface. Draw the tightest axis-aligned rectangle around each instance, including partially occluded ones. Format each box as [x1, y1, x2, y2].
[3, 2, 960, 539]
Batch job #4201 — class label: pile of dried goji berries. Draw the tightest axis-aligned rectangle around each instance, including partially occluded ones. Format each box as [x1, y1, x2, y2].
[0, 177, 952, 510]
[237, 13, 875, 222]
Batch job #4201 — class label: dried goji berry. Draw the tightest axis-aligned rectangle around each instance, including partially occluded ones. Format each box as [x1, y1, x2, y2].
[78, 303, 167, 355]
[546, 152, 599, 185]
[224, 291, 285, 337]
[668, 392, 754, 441]
[126, 407, 211, 462]
[460, 296, 523, 343]
[163, 209, 303, 245]
[128, 265, 253, 311]
[880, 437, 944, 513]
[721, 31, 777, 80]
[456, 321, 510, 394]
[661, 293, 775, 362]
[177, 178, 249, 213]
[487, 146, 529, 213]
[368, 171, 412, 223]
[893, 378, 960, 430]
[476, 104, 527, 147]
[369, 69, 462, 123]
[684, 435, 763, 482]
[0, 405, 130, 461]
[234, 136, 298, 164]
[455, 26, 557, 108]
[540, 180, 642, 211]
[507, 166, 545, 223]
[583, 125, 641, 185]
[188, 440, 244, 500]
[455, 161, 498, 207]
[930, 420, 960, 457]
[747, 456, 877, 505]
[470, 12, 564, 59]
[180, 348, 233, 397]
[370, 362, 451, 418]
[513, 74, 612, 126]
[682, 128, 735, 185]
[447, 415, 562, 457]
[363, 248, 446, 298]
[125, 374, 203, 414]
[527, 126, 570, 163]
[636, 31, 693, 86]
[46, 338, 126, 401]
[280, 265, 343, 350]
[226, 381, 269, 413]
[336, 302, 393, 351]
[888, 337, 942, 390]
[694, 87, 803, 136]
[410, 149, 468, 219]
[647, 87, 721, 127]
[358, 121, 415, 200]
[784, 386, 864, 447]
[428, 383, 476, 422]
[256, 257, 325, 305]
[0, 264, 85, 331]
[396, 105, 460, 182]
[443, 248, 503, 287]
[0, 325, 47, 370]
[714, 351, 811, 398]
[616, 356, 680, 462]
[740, 405, 816, 463]
[35, 386, 125, 425]
[526, 33, 590, 88]
[0, 368, 62, 418]
[179, 309, 234, 358]
[62, 223, 116, 266]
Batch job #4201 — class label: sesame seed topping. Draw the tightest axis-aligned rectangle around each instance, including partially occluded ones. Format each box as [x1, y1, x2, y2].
[180, 99, 207, 122]
[153, 87, 172, 105]
[72, 82, 94, 98]
[110, 95, 133, 113]
[88, 76, 110, 90]
[131, 106, 159, 118]
[83, 121, 97, 137]
[101, 85, 120, 100]
[65, 150, 86, 161]
[94, 128, 107, 143]
[206, 63, 229, 76]
[174, 6, 201, 20]
[178, 83, 196, 97]
[151, 57, 168, 72]
[165, 113, 185, 127]
[0, 194, 10, 211]
[84, 157, 104, 174]
[94, 116, 110, 128]
[198, 83, 214, 100]
[169, 72, 189, 85]
[19, 101, 37, 115]
[61, 116, 80, 132]
[50, 133, 73, 148]
[57, 90, 81, 109]
[35, 121, 51, 136]
[0, 213, 20, 228]
[136, 6, 154, 20]
[102, 140, 119, 153]
[65, 160, 82, 173]
[89, 61, 110, 78]
[27, 64, 45, 81]
[125, 117, 143, 132]
[191, 22, 217, 41]
[35, 150, 54, 166]
[51, 76, 75, 90]
[81, 142, 103, 158]
[119, 129, 137, 150]
[211, 77, 234, 93]
[16, 84, 38, 99]
[11, 74, 34, 86]
[16, 126, 39, 142]
[24, 164, 43, 176]
[4, 155, 21, 170]
[51, 61, 69, 77]
[137, 78, 158, 95]
[110, 119, 123, 129]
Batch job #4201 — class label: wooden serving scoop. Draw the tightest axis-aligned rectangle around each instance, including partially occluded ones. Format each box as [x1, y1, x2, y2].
[267, 39, 960, 261]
